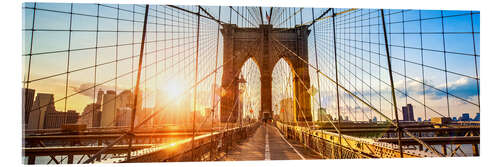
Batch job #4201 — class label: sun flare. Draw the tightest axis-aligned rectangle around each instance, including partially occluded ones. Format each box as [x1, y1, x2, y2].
[162, 78, 188, 98]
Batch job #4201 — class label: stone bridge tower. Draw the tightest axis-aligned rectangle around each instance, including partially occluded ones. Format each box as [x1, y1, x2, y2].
[220, 24, 312, 122]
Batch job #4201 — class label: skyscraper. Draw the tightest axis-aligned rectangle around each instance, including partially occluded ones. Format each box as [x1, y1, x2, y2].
[115, 107, 132, 127]
[101, 90, 116, 127]
[116, 90, 132, 109]
[100, 89, 142, 127]
[474, 113, 480, 121]
[44, 110, 79, 129]
[78, 103, 102, 127]
[115, 89, 143, 127]
[22, 88, 35, 125]
[460, 113, 471, 121]
[96, 89, 104, 106]
[402, 104, 415, 121]
[27, 93, 56, 129]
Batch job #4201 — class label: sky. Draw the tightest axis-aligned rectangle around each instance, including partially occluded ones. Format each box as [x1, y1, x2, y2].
[22, 3, 479, 121]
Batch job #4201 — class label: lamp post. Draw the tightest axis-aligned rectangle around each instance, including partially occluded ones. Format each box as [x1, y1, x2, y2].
[237, 75, 247, 128]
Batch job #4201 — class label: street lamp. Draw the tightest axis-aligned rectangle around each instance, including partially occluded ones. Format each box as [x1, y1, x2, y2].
[237, 75, 246, 127]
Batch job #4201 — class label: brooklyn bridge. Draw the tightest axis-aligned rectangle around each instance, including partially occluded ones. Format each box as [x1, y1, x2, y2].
[22, 3, 480, 164]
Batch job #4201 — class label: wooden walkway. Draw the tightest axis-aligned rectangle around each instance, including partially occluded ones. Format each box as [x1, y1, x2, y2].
[224, 123, 321, 161]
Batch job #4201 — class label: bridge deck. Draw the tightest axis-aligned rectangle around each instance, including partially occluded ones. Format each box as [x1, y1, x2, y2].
[224, 123, 321, 161]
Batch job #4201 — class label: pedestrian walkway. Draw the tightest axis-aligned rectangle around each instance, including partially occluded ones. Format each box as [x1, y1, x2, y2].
[224, 123, 321, 161]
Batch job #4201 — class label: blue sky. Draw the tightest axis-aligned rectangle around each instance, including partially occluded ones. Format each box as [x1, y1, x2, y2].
[22, 3, 479, 121]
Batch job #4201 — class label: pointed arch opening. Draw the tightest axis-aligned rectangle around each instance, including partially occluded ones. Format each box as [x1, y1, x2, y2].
[272, 58, 295, 123]
[239, 58, 262, 120]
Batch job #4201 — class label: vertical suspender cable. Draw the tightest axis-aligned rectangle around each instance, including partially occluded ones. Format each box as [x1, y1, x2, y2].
[470, 11, 480, 108]
[210, 6, 222, 160]
[192, 5, 201, 161]
[380, 9, 404, 158]
[127, 4, 149, 160]
[331, 9, 343, 159]
[311, 8, 326, 156]
[63, 3, 74, 125]
[25, 3, 36, 89]
[311, 8, 322, 125]
[259, 7, 264, 25]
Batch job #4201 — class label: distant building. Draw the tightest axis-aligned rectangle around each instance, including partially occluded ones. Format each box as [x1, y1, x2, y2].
[115, 107, 132, 127]
[431, 117, 452, 125]
[279, 98, 293, 122]
[318, 108, 332, 122]
[473, 113, 480, 121]
[27, 93, 56, 129]
[44, 110, 79, 129]
[22, 88, 35, 125]
[402, 104, 415, 121]
[116, 90, 133, 109]
[100, 89, 143, 127]
[96, 89, 104, 106]
[460, 113, 471, 121]
[78, 103, 102, 127]
[101, 90, 116, 127]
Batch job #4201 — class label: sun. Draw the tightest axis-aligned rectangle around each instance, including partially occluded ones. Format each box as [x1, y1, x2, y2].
[162, 78, 188, 98]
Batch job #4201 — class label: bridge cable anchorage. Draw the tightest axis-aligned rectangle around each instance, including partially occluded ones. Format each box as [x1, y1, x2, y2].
[271, 33, 445, 157]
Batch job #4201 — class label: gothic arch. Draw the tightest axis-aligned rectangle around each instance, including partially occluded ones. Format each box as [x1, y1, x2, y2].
[220, 24, 312, 122]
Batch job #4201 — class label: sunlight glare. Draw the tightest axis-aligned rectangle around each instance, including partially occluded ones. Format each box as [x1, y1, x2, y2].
[162, 78, 188, 98]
